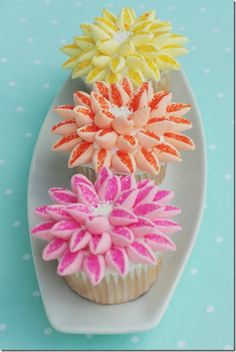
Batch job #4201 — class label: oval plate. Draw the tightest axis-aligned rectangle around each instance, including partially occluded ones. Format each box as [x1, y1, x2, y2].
[28, 71, 206, 334]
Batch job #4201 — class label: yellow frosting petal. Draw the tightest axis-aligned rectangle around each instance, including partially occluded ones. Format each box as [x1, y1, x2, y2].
[117, 7, 136, 31]
[126, 55, 145, 69]
[60, 44, 81, 56]
[137, 10, 156, 22]
[161, 44, 189, 57]
[72, 60, 93, 79]
[156, 53, 180, 70]
[117, 40, 135, 56]
[133, 20, 153, 33]
[77, 48, 98, 63]
[143, 59, 160, 80]
[131, 32, 153, 45]
[80, 23, 91, 35]
[86, 67, 107, 83]
[106, 71, 122, 84]
[109, 56, 126, 73]
[102, 9, 117, 23]
[97, 39, 120, 56]
[62, 55, 81, 69]
[127, 69, 145, 86]
[74, 36, 95, 50]
[87, 24, 111, 41]
[138, 43, 160, 58]
[92, 55, 111, 68]
[150, 21, 172, 34]
[95, 17, 118, 34]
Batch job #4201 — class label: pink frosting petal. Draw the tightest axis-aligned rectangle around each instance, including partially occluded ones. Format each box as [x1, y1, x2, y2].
[114, 188, 139, 209]
[161, 205, 182, 218]
[48, 187, 77, 204]
[109, 207, 137, 226]
[73, 91, 91, 107]
[134, 203, 164, 219]
[50, 220, 79, 239]
[35, 205, 51, 220]
[85, 216, 110, 235]
[57, 250, 85, 276]
[105, 247, 129, 276]
[98, 175, 120, 202]
[69, 229, 92, 252]
[89, 232, 112, 255]
[77, 183, 99, 206]
[83, 254, 105, 285]
[66, 203, 91, 223]
[94, 166, 113, 191]
[153, 218, 182, 234]
[145, 233, 176, 251]
[110, 226, 134, 247]
[42, 238, 68, 261]
[71, 174, 94, 193]
[46, 205, 71, 221]
[31, 222, 55, 241]
[137, 179, 155, 189]
[153, 189, 174, 203]
[134, 185, 157, 207]
[120, 174, 136, 191]
[127, 240, 157, 265]
[128, 217, 156, 237]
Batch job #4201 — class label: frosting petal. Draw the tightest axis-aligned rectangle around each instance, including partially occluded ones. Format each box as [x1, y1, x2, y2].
[117, 135, 138, 152]
[54, 105, 75, 120]
[110, 226, 134, 247]
[66, 203, 92, 223]
[153, 218, 182, 234]
[71, 173, 94, 192]
[57, 250, 85, 276]
[112, 151, 136, 173]
[94, 109, 115, 128]
[129, 216, 156, 237]
[134, 203, 164, 219]
[31, 222, 55, 241]
[135, 147, 160, 175]
[153, 189, 174, 203]
[109, 206, 137, 226]
[77, 124, 99, 142]
[91, 91, 111, 112]
[83, 254, 105, 285]
[52, 133, 81, 152]
[74, 106, 95, 127]
[109, 83, 129, 106]
[105, 247, 129, 276]
[50, 219, 79, 239]
[89, 232, 112, 254]
[69, 229, 92, 252]
[42, 238, 67, 261]
[163, 131, 196, 150]
[93, 81, 109, 100]
[127, 240, 157, 265]
[94, 166, 113, 191]
[46, 205, 71, 221]
[68, 141, 94, 167]
[92, 148, 112, 172]
[85, 216, 110, 235]
[95, 128, 118, 149]
[51, 119, 77, 135]
[144, 233, 176, 251]
[120, 174, 136, 191]
[73, 91, 92, 107]
[98, 175, 120, 202]
[153, 142, 182, 162]
[114, 188, 139, 209]
[77, 183, 99, 206]
[48, 187, 77, 204]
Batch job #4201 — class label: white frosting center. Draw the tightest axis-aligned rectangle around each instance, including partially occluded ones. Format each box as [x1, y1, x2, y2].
[91, 201, 113, 216]
[113, 30, 131, 43]
[109, 105, 133, 118]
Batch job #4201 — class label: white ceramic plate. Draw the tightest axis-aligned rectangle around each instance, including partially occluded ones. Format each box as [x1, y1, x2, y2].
[27, 71, 206, 334]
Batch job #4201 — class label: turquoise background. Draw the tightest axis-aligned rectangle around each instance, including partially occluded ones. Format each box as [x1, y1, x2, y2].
[0, 0, 234, 350]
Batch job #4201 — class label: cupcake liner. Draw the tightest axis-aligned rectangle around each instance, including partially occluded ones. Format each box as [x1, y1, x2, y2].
[76, 163, 167, 185]
[64, 255, 162, 304]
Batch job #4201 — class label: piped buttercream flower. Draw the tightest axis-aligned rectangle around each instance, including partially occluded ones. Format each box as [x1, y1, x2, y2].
[61, 7, 188, 85]
[31, 167, 181, 285]
[51, 79, 195, 175]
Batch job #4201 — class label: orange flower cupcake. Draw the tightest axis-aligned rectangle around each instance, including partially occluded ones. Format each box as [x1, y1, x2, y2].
[51, 78, 195, 184]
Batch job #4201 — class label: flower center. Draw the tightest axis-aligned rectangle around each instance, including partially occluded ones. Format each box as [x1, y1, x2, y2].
[109, 105, 133, 119]
[113, 30, 131, 43]
[91, 201, 113, 217]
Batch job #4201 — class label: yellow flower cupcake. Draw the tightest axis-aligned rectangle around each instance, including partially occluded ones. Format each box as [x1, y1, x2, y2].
[61, 7, 188, 90]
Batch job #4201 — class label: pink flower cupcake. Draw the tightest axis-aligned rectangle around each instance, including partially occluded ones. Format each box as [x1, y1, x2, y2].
[31, 167, 182, 304]
[51, 79, 195, 184]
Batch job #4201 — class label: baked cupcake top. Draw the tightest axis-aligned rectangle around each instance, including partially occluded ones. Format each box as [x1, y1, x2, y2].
[31, 167, 181, 285]
[61, 7, 188, 85]
[52, 79, 195, 175]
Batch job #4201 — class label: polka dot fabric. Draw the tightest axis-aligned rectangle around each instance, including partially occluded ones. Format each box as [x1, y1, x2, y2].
[0, 0, 233, 350]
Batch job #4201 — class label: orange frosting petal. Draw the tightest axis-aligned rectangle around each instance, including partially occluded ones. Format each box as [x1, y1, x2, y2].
[54, 105, 75, 120]
[73, 91, 91, 107]
[164, 131, 195, 150]
[121, 77, 133, 97]
[51, 119, 77, 135]
[52, 133, 81, 152]
[92, 148, 112, 172]
[109, 83, 129, 107]
[95, 128, 118, 149]
[91, 91, 111, 112]
[136, 129, 161, 148]
[93, 81, 109, 100]
[77, 124, 99, 142]
[73, 106, 95, 127]
[154, 142, 182, 162]
[112, 151, 136, 174]
[135, 147, 160, 175]
[117, 134, 138, 152]
[94, 109, 115, 128]
[68, 141, 94, 167]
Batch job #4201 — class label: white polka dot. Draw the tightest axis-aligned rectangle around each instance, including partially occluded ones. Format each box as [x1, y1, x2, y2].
[32, 290, 41, 297]
[107, 3, 113, 7]
[43, 327, 52, 335]
[25, 132, 33, 138]
[8, 81, 16, 87]
[200, 7, 207, 12]
[209, 144, 216, 150]
[216, 236, 224, 243]
[75, 1, 82, 5]
[19, 17, 26, 23]
[206, 306, 215, 313]
[60, 38, 66, 44]
[51, 19, 59, 24]
[179, 26, 185, 31]
[0, 324, 7, 331]
[224, 174, 231, 181]
[139, 4, 145, 9]
[13, 220, 21, 227]
[178, 341, 186, 348]
[43, 83, 50, 89]
[191, 46, 197, 51]
[23, 254, 31, 261]
[45, 0, 51, 4]
[212, 28, 219, 33]
[27, 37, 34, 42]
[168, 5, 175, 10]
[224, 345, 233, 350]
[34, 59, 41, 64]
[130, 335, 140, 343]
[217, 92, 224, 98]
[0, 57, 7, 63]
[84, 334, 93, 339]
[4, 189, 13, 195]
[0, 159, 5, 165]
[16, 106, 24, 112]
[225, 47, 232, 52]
[204, 68, 210, 74]
[190, 268, 198, 275]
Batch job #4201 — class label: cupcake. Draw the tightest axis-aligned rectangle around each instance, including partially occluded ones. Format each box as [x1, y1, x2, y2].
[51, 79, 195, 184]
[31, 167, 182, 304]
[60, 7, 188, 91]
